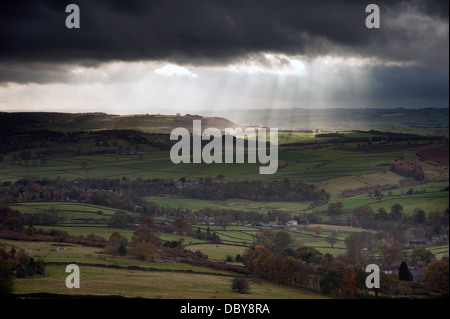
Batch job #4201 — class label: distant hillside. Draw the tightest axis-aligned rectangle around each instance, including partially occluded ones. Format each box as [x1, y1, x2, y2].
[0, 112, 236, 134]
[211, 107, 449, 134]
[2, 108, 448, 136]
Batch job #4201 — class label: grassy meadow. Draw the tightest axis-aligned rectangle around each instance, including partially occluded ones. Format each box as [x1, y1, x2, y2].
[2, 239, 325, 299]
[13, 265, 327, 299]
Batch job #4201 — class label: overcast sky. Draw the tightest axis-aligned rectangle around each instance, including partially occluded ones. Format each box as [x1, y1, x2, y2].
[0, 0, 448, 114]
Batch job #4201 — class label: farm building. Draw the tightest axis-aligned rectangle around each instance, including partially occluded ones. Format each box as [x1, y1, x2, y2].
[406, 234, 427, 248]
[286, 219, 298, 226]
[380, 265, 398, 275]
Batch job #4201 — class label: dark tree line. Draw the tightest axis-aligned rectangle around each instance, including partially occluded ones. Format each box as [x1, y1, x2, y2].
[1, 177, 328, 213]
[0, 206, 57, 232]
[183, 178, 329, 202]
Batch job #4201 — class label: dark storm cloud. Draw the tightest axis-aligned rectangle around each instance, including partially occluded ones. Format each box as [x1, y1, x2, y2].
[0, 63, 72, 84]
[0, 0, 448, 66]
[369, 66, 449, 101]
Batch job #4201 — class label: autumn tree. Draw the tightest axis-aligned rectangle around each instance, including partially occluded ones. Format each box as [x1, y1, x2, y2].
[105, 231, 128, 256]
[344, 232, 368, 265]
[107, 211, 129, 228]
[423, 260, 449, 297]
[427, 210, 446, 228]
[2, 217, 23, 232]
[383, 244, 404, 265]
[244, 244, 272, 275]
[0, 206, 23, 232]
[373, 189, 383, 200]
[342, 265, 357, 298]
[359, 206, 375, 219]
[311, 226, 322, 237]
[254, 229, 293, 251]
[244, 244, 300, 284]
[0, 206, 22, 224]
[378, 272, 398, 298]
[215, 214, 232, 230]
[0, 246, 45, 279]
[172, 218, 191, 235]
[274, 231, 294, 251]
[131, 227, 161, 246]
[295, 246, 323, 264]
[254, 229, 275, 249]
[279, 256, 299, 285]
[320, 268, 343, 295]
[398, 281, 412, 298]
[86, 233, 104, 247]
[410, 248, 435, 266]
[135, 242, 158, 262]
[328, 202, 344, 215]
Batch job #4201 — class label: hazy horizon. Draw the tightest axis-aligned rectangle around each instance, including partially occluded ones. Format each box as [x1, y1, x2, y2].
[1, 105, 449, 117]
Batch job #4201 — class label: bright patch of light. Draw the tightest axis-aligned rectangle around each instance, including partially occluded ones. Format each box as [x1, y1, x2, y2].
[226, 53, 388, 76]
[155, 64, 199, 79]
[314, 55, 408, 67]
[229, 53, 308, 76]
[70, 66, 85, 74]
[289, 59, 306, 73]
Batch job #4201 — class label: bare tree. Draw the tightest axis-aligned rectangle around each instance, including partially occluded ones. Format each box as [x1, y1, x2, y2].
[327, 231, 339, 248]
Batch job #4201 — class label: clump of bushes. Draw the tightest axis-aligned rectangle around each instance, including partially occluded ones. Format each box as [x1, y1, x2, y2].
[231, 276, 250, 294]
[0, 245, 46, 295]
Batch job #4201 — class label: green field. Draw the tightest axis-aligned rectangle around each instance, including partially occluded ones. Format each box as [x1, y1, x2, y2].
[12, 264, 327, 299]
[185, 244, 247, 262]
[0, 240, 234, 276]
[313, 190, 449, 215]
[9, 202, 126, 220]
[1, 129, 444, 186]
[146, 196, 312, 213]
[2, 239, 327, 299]
[404, 245, 449, 261]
